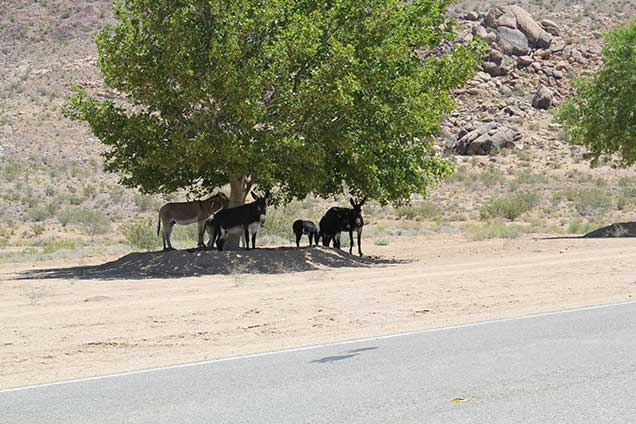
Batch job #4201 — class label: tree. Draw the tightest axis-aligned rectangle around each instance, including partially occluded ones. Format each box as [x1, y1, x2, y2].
[559, 21, 636, 166]
[64, 0, 483, 206]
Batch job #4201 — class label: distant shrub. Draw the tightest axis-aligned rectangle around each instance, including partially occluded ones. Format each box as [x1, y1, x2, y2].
[27, 203, 57, 222]
[571, 188, 611, 216]
[567, 221, 602, 235]
[480, 192, 540, 221]
[374, 239, 390, 246]
[121, 218, 160, 251]
[134, 193, 162, 212]
[466, 222, 523, 241]
[259, 202, 302, 241]
[396, 201, 442, 221]
[41, 238, 77, 254]
[57, 208, 111, 235]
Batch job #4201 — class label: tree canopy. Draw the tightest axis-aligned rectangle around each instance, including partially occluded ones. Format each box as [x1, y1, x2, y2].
[65, 0, 483, 204]
[559, 21, 636, 166]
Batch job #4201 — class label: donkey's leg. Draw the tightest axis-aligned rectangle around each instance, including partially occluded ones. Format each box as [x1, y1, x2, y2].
[165, 221, 176, 251]
[357, 228, 363, 256]
[197, 221, 205, 248]
[251, 231, 256, 250]
[348, 230, 354, 254]
[308, 232, 313, 247]
[244, 226, 250, 250]
[295, 232, 302, 248]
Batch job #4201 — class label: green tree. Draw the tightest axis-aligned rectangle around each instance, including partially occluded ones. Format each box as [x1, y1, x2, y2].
[64, 0, 482, 206]
[559, 22, 636, 166]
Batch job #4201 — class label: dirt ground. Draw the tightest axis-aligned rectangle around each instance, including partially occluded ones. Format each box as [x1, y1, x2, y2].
[2, 234, 636, 390]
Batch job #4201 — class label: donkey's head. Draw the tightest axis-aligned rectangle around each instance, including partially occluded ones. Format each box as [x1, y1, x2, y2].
[349, 197, 366, 228]
[251, 191, 267, 226]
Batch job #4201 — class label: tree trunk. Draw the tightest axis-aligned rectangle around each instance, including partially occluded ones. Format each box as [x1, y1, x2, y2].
[221, 174, 253, 250]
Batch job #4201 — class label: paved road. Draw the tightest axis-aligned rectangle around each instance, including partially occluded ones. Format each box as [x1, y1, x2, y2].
[2, 302, 636, 423]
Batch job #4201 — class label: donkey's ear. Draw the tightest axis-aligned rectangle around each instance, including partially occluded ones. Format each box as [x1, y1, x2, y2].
[350, 198, 356, 207]
[251, 191, 260, 200]
[359, 197, 367, 206]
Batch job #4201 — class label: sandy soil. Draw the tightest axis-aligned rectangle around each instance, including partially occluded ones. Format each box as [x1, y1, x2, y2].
[2, 234, 636, 390]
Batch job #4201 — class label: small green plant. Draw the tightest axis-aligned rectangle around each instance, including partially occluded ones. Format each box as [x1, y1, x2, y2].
[396, 201, 442, 221]
[27, 203, 57, 222]
[57, 208, 111, 235]
[466, 222, 523, 241]
[121, 218, 160, 251]
[480, 192, 540, 221]
[374, 239, 390, 246]
[41, 238, 77, 254]
[567, 221, 602, 235]
[571, 188, 611, 216]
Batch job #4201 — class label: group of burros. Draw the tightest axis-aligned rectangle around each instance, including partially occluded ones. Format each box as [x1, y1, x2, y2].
[157, 193, 367, 256]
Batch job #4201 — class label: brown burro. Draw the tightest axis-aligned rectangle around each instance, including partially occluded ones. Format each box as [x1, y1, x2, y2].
[157, 193, 228, 251]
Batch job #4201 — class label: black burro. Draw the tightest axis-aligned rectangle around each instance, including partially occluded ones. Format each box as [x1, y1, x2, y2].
[207, 192, 267, 251]
[319, 198, 366, 256]
[292, 220, 320, 248]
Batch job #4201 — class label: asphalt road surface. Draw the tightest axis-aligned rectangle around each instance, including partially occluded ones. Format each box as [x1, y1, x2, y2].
[2, 302, 636, 423]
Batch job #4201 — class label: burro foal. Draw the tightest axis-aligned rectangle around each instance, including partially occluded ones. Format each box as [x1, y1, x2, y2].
[157, 193, 228, 251]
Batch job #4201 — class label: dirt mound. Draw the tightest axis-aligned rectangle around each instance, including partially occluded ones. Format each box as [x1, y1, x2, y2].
[584, 222, 636, 238]
[19, 247, 402, 280]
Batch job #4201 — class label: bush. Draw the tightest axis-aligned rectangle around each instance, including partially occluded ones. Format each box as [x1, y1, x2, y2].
[396, 201, 442, 221]
[466, 222, 523, 241]
[41, 238, 77, 254]
[134, 193, 162, 212]
[121, 218, 160, 251]
[57, 208, 111, 235]
[567, 221, 602, 235]
[259, 202, 302, 241]
[480, 192, 540, 221]
[27, 203, 57, 222]
[571, 188, 611, 216]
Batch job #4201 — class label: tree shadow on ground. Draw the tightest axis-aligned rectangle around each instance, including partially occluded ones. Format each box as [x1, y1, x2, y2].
[538, 222, 636, 240]
[18, 247, 407, 281]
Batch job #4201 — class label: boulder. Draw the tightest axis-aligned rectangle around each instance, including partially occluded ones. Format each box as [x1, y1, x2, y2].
[463, 11, 481, 21]
[473, 25, 497, 43]
[517, 56, 534, 68]
[508, 5, 552, 48]
[532, 86, 553, 110]
[540, 19, 561, 36]
[488, 49, 504, 64]
[496, 26, 530, 56]
[484, 8, 505, 28]
[452, 123, 519, 155]
[496, 13, 518, 29]
[483, 62, 508, 77]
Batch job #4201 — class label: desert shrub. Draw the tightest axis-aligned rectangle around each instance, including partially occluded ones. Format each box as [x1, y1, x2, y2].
[480, 192, 540, 221]
[57, 208, 111, 235]
[41, 238, 77, 254]
[396, 201, 442, 221]
[374, 239, 390, 246]
[259, 202, 303, 241]
[134, 193, 162, 212]
[26, 203, 57, 222]
[1, 160, 22, 181]
[466, 222, 523, 241]
[571, 188, 611, 216]
[171, 224, 198, 243]
[121, 218, 160, 251]
[567, 220, 602, 235]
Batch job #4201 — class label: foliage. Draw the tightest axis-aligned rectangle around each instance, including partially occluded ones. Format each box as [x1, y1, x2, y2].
[396, 201, 442, 221]
[63, 0, 483, 204]
[559, 22, 636, 166]
[465, 222, 523, 241]
[121, 218, 161, 251]
[480, 192, 540, 221]
[57, 208, 112, 235]
[567, 220, 602, 235]
[571, 188, 611, 216]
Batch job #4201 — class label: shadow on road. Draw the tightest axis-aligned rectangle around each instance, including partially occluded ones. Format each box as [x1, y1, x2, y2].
[18, 247, 406, 281]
